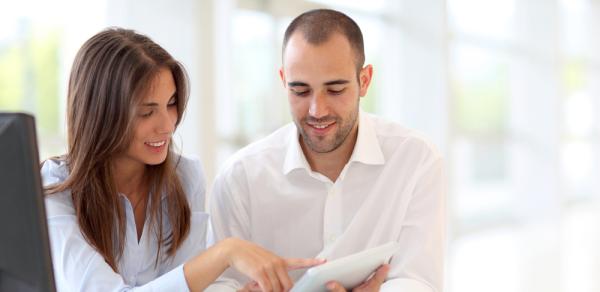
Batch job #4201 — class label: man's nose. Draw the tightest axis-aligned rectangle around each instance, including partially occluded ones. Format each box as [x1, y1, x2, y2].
[308, 92, 329, 119]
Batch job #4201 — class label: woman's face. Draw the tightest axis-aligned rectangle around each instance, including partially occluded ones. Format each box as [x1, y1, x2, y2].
[119, 68, 178, 169]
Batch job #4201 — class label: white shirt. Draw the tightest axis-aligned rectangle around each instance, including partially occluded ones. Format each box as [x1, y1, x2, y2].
[42, 155, 208, 292]
[209, 110, 446, 292]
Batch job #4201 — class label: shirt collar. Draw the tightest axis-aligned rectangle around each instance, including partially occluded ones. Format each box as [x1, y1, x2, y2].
[349, 110, 385, 166]
[282, 124, 312, 175]
[282, 109, 385, 175]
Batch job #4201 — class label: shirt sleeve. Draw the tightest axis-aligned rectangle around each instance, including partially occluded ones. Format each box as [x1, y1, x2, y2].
[46, 157, 210, 292]
[386, 156, 446, 292]
[207, 162, 251, 289]
[209, 162, 252, 241]
[48, 215, 191, 292]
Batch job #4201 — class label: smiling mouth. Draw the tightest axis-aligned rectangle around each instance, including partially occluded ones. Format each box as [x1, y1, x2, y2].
[307, 121, 335, 129]
[145, 140, 167, 147]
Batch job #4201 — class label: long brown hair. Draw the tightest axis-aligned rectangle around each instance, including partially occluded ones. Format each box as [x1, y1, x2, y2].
[46, 28, 191, 271]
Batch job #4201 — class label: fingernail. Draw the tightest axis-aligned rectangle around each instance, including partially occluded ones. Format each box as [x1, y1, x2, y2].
[326, 282, 335, 289]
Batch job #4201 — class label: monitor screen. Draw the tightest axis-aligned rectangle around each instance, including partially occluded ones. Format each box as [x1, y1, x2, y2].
[0, 113, 56, 292]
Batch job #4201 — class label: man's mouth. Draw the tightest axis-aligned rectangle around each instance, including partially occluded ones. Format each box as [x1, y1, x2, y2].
[307, 121, 335, 129]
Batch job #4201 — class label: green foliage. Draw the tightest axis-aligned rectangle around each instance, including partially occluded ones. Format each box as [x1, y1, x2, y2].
[0, 26, 60, 135]
[0, 47, 25, 110]
[563, 58, 586, 95]
[454, 63, 508, 134]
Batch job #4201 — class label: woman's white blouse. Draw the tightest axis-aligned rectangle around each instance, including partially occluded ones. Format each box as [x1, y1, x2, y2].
[41, 156, 208, 292]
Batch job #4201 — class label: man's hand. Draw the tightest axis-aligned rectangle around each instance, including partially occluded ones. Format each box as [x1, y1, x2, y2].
[326, 264, 390, 292]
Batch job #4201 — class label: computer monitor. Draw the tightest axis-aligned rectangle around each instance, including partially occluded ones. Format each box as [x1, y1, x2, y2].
[0, 113, 56, 292]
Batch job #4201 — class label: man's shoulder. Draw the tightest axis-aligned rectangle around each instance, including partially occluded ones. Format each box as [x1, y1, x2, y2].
[367, 113, 443, 160]
[218, 123, 294, 174]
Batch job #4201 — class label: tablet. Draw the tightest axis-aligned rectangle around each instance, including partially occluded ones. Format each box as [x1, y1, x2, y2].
[291, 242, 400, 292]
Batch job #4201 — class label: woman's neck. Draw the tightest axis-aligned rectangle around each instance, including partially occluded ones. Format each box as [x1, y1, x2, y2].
[112, 157, 146, 197]
[112, 157, 149, 241]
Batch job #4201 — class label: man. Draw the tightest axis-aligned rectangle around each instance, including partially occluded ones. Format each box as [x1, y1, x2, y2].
[209, 9, 445, 292]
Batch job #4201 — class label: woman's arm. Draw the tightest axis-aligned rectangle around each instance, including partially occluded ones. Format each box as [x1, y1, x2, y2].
[184, 237, 324, 292]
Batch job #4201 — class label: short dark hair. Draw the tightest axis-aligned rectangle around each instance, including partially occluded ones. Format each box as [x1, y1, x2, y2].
[283, 9, 365, 72]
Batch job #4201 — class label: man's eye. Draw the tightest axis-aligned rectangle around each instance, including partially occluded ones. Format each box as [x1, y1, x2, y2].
[328, 88, 345, 95]
[292, 90, 310, 96]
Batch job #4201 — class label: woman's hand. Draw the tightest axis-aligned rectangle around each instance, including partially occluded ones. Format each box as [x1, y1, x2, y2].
[183, 237, 324, 292]
[222, 237, 325, 292]
[237, 257, 327, 292]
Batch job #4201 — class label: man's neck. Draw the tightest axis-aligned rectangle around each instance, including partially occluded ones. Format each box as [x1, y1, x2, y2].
[302, 124, 359, 183]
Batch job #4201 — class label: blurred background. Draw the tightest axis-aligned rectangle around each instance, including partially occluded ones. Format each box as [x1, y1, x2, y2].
[1, 0, 599, 291]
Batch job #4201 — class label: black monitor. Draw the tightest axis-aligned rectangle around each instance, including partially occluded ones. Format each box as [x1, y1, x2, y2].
[0, 113, 56, 292]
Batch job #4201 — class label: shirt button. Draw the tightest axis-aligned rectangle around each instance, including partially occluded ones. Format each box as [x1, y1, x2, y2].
[328, 235, 337, 244]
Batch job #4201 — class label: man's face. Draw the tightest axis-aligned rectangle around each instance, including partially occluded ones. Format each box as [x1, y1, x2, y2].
[280, 32, 372, 154]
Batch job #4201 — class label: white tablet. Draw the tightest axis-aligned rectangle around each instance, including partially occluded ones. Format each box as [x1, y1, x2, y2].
[290, 242, 400, 292]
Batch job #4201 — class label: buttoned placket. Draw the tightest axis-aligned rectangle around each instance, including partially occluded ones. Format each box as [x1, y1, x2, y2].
[122, 194, 150, 285]
[323, 181, 342, 248]
[321, 163, 353, 249]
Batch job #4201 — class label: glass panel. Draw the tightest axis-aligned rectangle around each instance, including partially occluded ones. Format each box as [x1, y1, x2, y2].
[452, 138, 512, 224]
[449, 227, 519, 292]
[561, 203, 600, 292]
[559, 0, 592, 58]
[0, 16, 62, 159]
[451, 43, 509, 134]
[0, 0, 106, 159]
[230, 10, 282, 144]
[561, 141, 595, 199]
[448, 0, 516, 42]
[307, 0, 387, 13]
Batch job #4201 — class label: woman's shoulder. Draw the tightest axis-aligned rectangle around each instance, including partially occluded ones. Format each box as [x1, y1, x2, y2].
[41, 157, 69, 187]
[40, 158, 76, 218]
[174, 155, 205, 185]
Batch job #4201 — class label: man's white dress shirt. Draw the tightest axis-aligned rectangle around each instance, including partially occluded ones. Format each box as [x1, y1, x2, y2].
[42, 155, 208, 292]
[209, 110, 446, 292]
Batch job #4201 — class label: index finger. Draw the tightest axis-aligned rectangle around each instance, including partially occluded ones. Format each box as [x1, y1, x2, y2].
[284, 258, 327, 270]
[326, 281, 347, 292]
[360, 264, 390, 290]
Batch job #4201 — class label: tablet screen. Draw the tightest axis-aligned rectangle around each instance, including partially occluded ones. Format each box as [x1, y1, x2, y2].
[291, 242, 400, 292]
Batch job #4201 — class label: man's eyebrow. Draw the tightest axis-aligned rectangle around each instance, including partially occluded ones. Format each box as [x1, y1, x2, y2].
[288, 80, 350, 87]
[324, 80, 349, 86]
[288, 81, 309, 87]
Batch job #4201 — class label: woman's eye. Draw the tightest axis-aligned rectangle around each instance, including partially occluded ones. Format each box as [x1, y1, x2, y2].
[168, 98, 177, 106]
[141, 110, 153, 117]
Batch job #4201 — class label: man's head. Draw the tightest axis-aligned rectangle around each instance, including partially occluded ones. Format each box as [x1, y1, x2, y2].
[282, 9, 365, 74]
[280, 9, 373, 155]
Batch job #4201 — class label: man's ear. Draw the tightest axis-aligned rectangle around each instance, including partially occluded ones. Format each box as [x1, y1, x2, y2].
[359, 64, 373, 97]
[279, 67, 286, 87]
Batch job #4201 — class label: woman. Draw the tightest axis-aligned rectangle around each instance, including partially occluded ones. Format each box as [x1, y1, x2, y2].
[42, 28, 320, 292]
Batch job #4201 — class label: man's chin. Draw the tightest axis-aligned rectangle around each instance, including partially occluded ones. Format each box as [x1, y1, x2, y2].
[304, 138, 337, 154]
